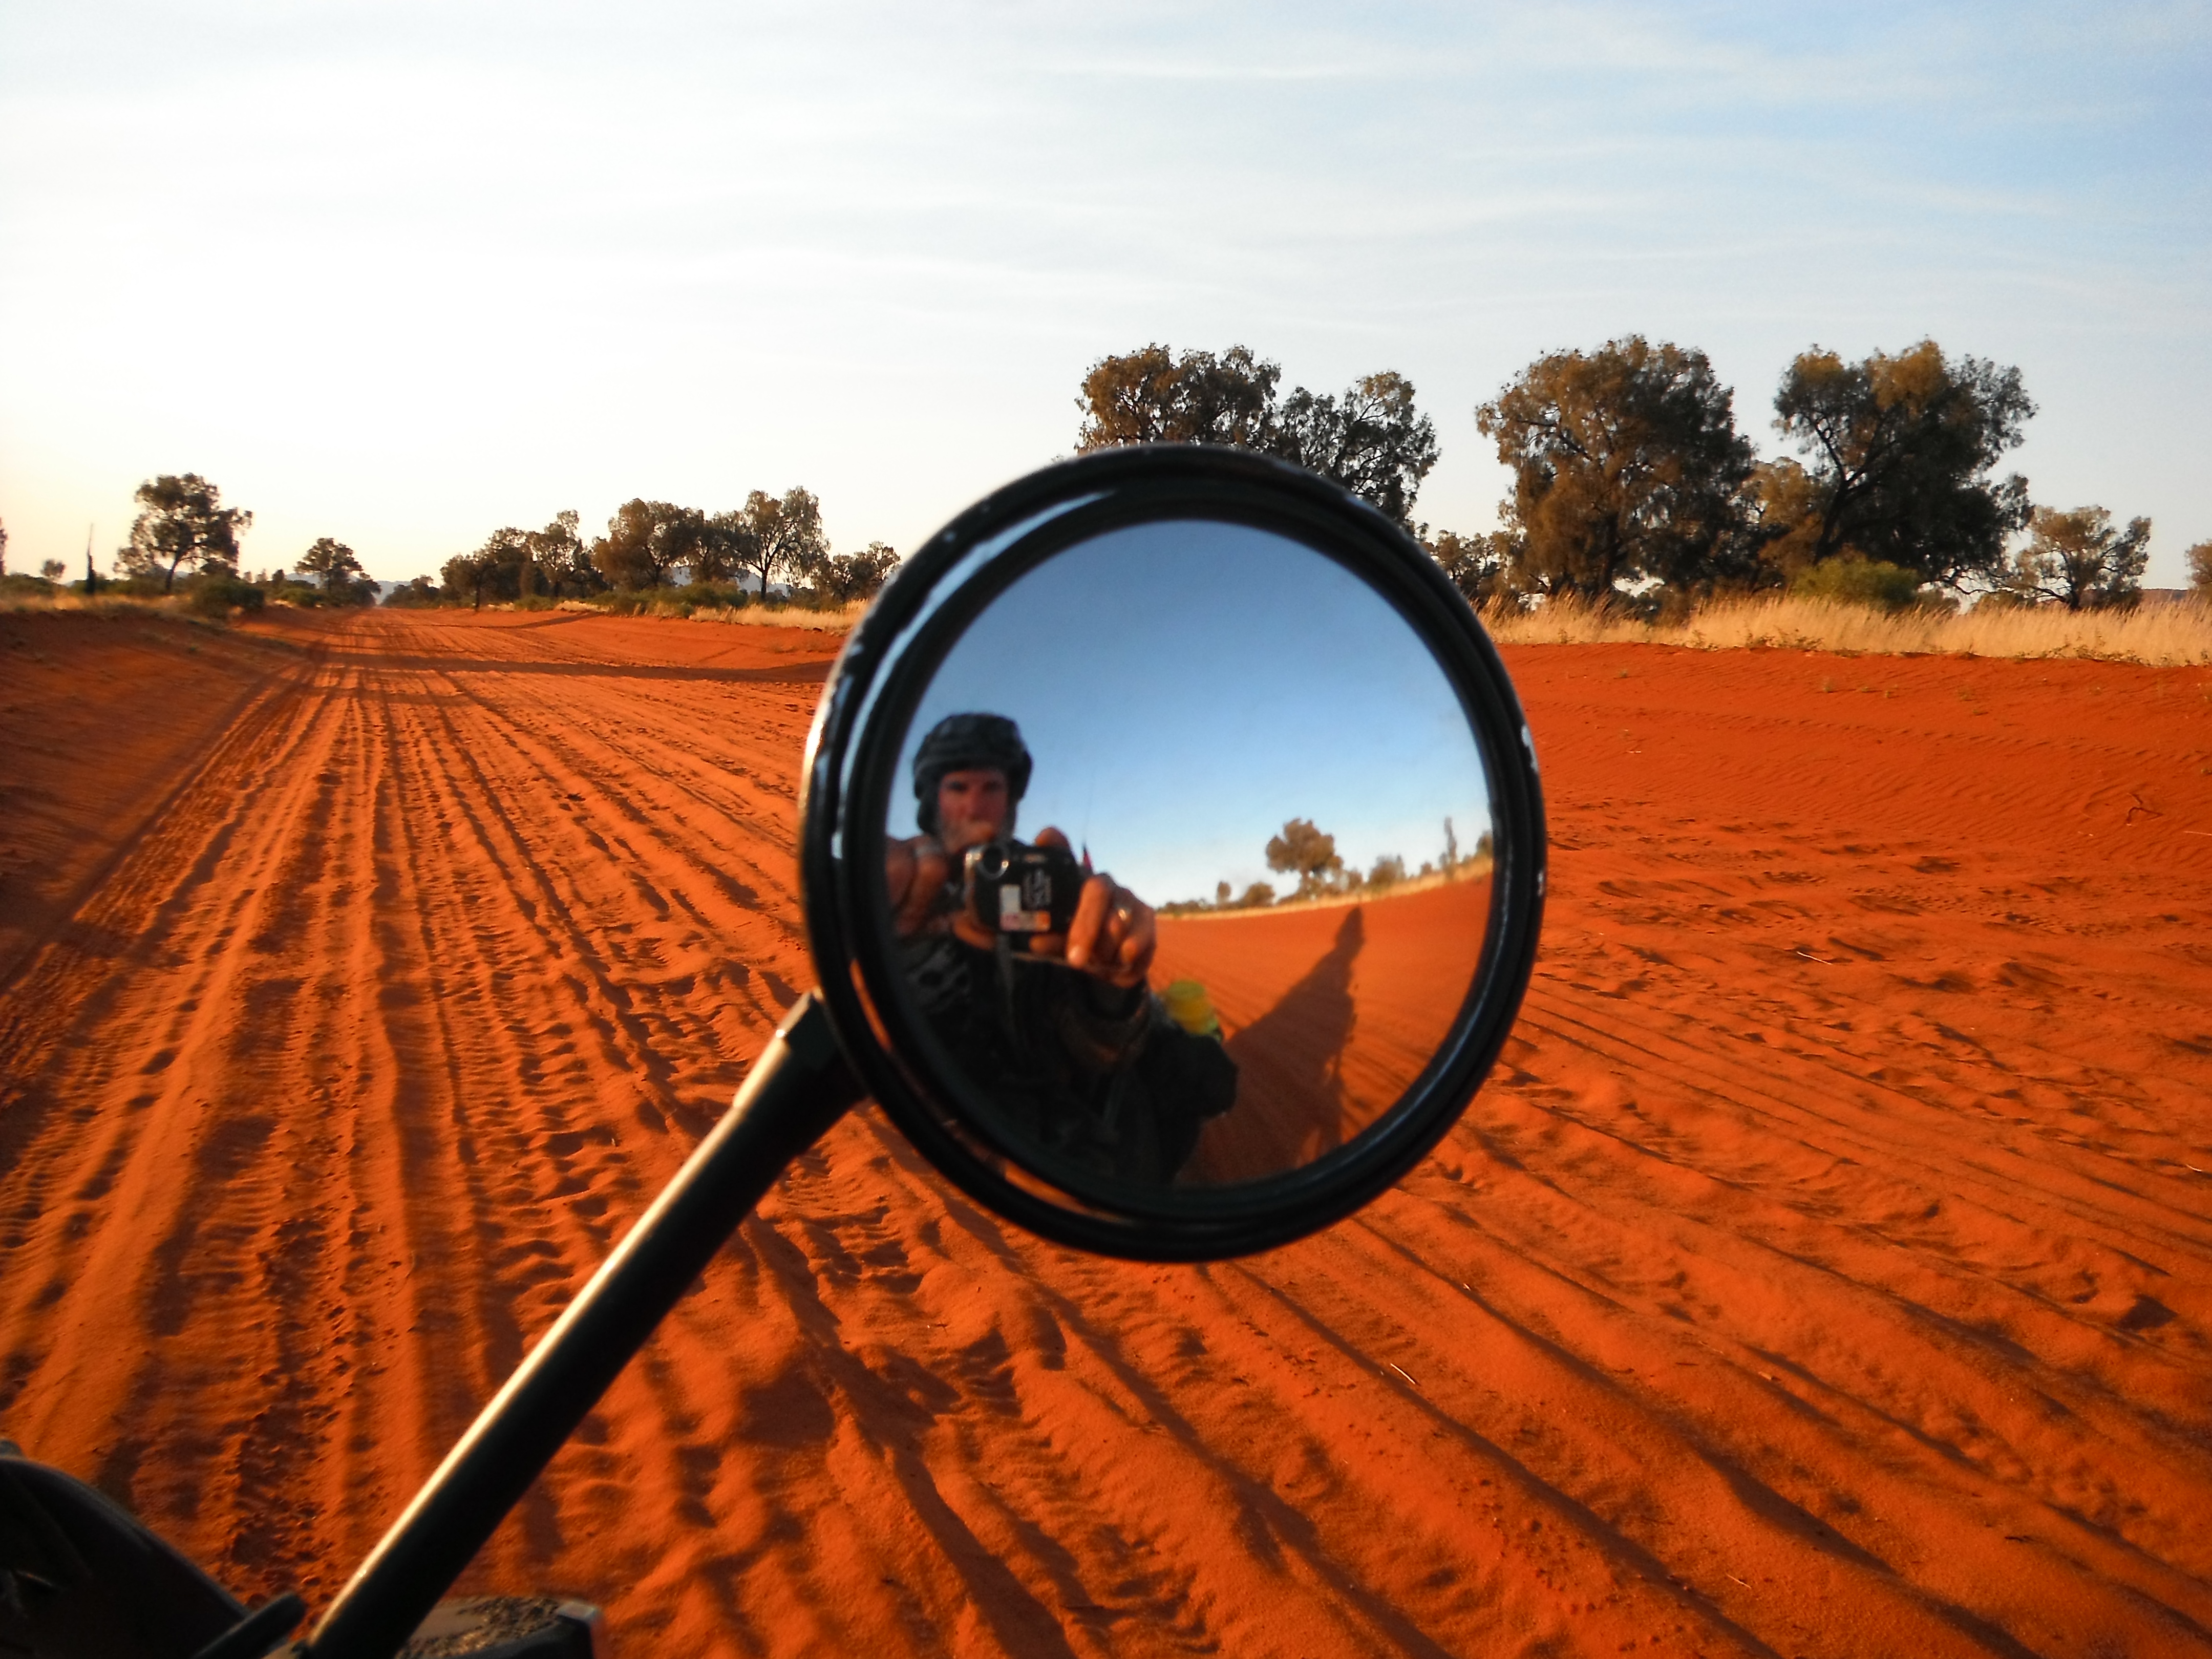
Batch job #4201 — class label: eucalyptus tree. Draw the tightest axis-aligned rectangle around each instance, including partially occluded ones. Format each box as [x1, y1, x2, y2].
[1076, 345, 1439, 531]
[1773, 339, 2033, 589]
[2007, 506, 2151, 611]
[118, 474, 252, 592]
[1476, 337, 1758, 604]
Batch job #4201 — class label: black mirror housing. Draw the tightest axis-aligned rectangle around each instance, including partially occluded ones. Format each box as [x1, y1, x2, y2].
[801, 445, 1546, 1260]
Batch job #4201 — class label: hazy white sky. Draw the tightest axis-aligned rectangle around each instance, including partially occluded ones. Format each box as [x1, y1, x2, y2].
[3, 2, 2206, 582]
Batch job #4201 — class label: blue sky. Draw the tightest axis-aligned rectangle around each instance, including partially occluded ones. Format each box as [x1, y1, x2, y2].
[894, 521, 1491, 905]
[2, 3, 2206, 583]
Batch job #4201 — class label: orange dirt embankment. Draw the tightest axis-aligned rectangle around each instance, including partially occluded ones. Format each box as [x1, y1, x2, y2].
[1152, 879, 1490, 1182]
[0, 614, 297, 991]
[2, 610, 2210, 1658]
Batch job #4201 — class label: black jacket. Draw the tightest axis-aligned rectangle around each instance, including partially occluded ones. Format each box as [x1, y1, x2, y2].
[902, 932, 1237, 1186]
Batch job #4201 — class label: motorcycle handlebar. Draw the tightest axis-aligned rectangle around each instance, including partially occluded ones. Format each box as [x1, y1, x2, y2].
[305, 994, 860, 1659]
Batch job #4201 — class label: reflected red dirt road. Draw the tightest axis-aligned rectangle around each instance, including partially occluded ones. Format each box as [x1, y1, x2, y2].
[1151, 878, 1490, 1182]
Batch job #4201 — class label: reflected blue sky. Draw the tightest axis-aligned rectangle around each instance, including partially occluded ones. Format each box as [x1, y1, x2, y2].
[895, 521, 1490, 905]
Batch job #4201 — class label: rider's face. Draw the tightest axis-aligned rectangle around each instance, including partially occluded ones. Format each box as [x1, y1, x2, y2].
[935, 767, 1010, 852]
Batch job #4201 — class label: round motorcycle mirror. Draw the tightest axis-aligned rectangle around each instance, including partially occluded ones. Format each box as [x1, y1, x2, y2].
[803, 445, 1545, 1259]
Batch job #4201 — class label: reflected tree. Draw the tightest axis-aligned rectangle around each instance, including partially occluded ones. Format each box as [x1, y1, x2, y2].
[1267, 818, 1344, 899]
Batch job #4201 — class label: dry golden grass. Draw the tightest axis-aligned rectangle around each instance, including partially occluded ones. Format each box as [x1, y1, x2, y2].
[0, 587, 185, 617]
[1482, 593, 2212, 666]
[691, 600, 870, 631]
[549, 597, 868, 629]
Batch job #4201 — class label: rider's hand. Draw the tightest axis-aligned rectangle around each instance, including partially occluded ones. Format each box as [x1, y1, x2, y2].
[885, 834, 951, 939]
[889, 832, 1009, 950]
[1064, 874, 1156, 988]
[1031, 827, 1156, 988]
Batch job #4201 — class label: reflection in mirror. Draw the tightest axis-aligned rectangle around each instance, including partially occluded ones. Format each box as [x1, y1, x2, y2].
[882, 520, 1493, 1194]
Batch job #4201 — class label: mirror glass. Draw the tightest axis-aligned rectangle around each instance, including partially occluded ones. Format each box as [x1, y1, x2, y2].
[881, 519, 1493, 1193]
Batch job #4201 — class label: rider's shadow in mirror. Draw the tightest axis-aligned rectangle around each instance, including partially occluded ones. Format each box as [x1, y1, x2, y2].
[1186, 907, 1363, 1185]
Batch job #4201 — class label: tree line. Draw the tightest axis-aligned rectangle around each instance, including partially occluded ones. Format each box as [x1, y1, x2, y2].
[13, 354, 2208, 618]
[1160, 815, 1492, 915]
[2, 478, 898, 615]
[409, 490, 898, 611]
[1074, 339, 2207, 613]
[0, 475, 381, 615]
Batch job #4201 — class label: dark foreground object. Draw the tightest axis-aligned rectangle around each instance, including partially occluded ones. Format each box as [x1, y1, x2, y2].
[0, 1445, 599, 1659]
[0, 1444, 243, 1658]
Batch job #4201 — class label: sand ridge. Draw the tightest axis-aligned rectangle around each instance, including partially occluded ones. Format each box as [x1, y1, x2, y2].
[1, 610, 2208, 1656]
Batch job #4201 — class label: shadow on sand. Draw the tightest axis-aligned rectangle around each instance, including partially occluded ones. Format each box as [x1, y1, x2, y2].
[1190, 906, 1364, 1184]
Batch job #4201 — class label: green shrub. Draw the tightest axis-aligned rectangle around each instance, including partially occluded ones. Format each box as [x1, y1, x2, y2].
[680, 582, 754, 610]
[187, 573, 265, 618]
[1791, 556, 1922, 612]
[381, 576, 444, 608]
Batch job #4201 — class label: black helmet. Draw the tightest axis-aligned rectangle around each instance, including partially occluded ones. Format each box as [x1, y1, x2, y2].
[913, 712, 1031, 834]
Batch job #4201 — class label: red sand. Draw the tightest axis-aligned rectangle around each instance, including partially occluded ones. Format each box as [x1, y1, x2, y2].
[3, 609, 2209, 1656]
[1152, 879, 1490, 1183]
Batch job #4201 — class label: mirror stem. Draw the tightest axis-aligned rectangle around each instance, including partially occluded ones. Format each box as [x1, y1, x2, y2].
[305, 993, 860, 1659]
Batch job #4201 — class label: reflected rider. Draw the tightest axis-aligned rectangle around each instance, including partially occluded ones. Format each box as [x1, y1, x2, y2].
[886, 713, 1236, 1185]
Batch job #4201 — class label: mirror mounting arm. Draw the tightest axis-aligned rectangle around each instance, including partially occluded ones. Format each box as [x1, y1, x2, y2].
[304, 994, 861, 1659]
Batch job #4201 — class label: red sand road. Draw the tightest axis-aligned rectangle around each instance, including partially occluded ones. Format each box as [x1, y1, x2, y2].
[3, 607, 2211, 1657]
[1151, 879, 1490, 1183]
